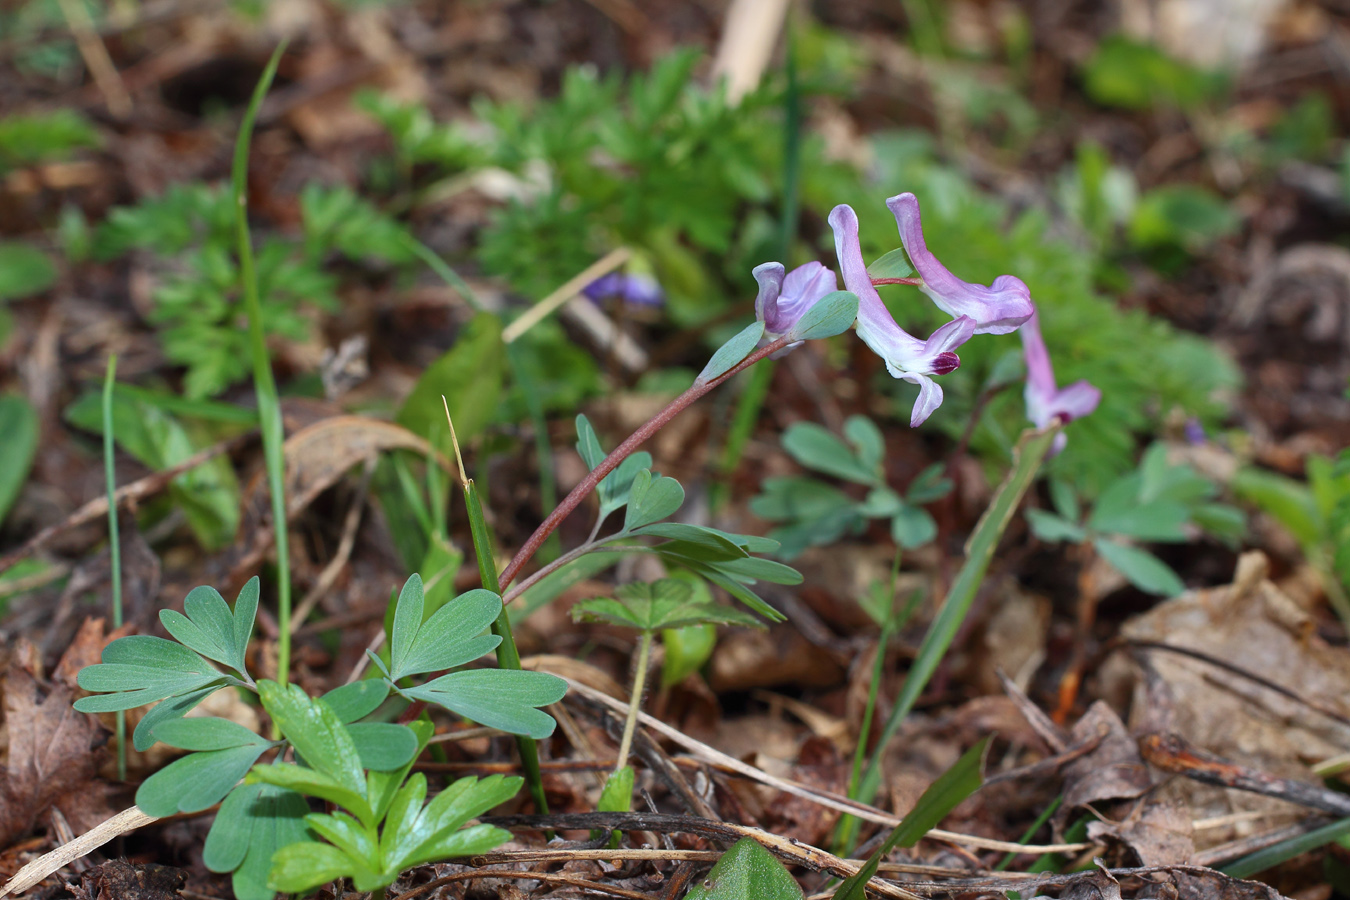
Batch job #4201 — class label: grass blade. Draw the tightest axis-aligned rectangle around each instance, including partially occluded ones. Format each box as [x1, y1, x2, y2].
[841, 425, 1058, 849]
[101, 354, 125, 781]
[832, 737, 987, 900]
[1223, 817, 1350, 879]
[232, 43, 290, 684]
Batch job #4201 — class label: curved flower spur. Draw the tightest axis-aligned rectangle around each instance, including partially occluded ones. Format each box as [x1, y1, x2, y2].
[828, 203, 976, 427]
[886, 192, 1035, 335]
[1020, 308, 1102, 452]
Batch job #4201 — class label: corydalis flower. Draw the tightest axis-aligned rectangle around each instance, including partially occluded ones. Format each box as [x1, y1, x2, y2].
[829, 204, 976, 427]
[753, 260, 837, 336]
[1021, 309, 1101, 452]
[887, 193, 1034, 335]
[584, 272, 664, 306]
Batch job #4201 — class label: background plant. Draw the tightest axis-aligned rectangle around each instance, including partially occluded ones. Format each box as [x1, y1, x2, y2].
[73, 574, 565, 899]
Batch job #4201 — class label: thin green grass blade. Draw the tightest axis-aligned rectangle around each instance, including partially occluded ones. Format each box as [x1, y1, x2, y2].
[102, 354, 125, 781]
[464, 479, 549, 813]
[1223, 816, 1350, 879]
[833, 737, 987, 900]
[232, 43, 290, 683]
[841, 426, 1058, 850]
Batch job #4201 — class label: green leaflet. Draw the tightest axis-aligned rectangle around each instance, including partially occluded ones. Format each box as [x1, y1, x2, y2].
[788, 290, 858, 341]
[397, 312, 505, 443]
[1093, 538, 1185, 596]
[696, 320, 765, 384]
[159, 578, 258, 677]
[0, 394, 37, 526]
[683, 837, 803, 900]
[622, 469, 686, 531]
[137, 743, 273, 816]
[402, 669, 568, 740]
[320, 680, 391, 723]
[203, 783, 311, 900]
[387, 573, 502, 681]
[575, 414, 653, 522]
[74, 636, 232, 713]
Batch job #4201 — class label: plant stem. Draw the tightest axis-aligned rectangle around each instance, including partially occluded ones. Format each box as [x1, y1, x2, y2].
[232, 43, 291, 685]
[615, 631, 654, 775]
[498, 335, 791, 590]
[101, 355, 125, 782]
[839, 425, 1059, 852]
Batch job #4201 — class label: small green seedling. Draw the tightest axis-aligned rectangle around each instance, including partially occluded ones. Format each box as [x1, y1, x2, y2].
[74, 574, 566, 900]
[750, 415, 952, 558]
[1234, 449, 1350, 625]
[572, 577, 762, 835]
[1027, 442, 1244, 596]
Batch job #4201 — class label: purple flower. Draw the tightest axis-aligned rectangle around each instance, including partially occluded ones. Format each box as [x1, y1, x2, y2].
[752, 260, 838, 336]
[829, 203, 977, 427]
[1020, 308, 1101, 451]
[584, 272, 664, 306]
[886, 193, 1034, 335]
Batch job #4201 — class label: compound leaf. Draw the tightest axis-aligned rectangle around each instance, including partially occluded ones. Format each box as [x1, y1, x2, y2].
[404, 669, 567, 740]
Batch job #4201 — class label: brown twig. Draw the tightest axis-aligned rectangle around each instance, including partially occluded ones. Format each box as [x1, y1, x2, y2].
[0, 432, 251, 575]
[395, 868, 657, 900]
[1141, 732, 1350, 816]
[479, 812, 922, 899]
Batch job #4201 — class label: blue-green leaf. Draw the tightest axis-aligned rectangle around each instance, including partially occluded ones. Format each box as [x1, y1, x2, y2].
[136, 744, 271, 815]
[1093, 538, 1185, 596]
[151, 716, 269, 751]
[683, 837, 803, 900]
[866, 247, 915, 280]
[203, 783, 310, 900]
[159, 580, 255, 676]
[0, 394, 37, 526]
[788, 290, 858, 341]
[622, 469, 685, 531]
[345, 722, 419, 771]
[320, 680, 391, 723]
[696, 321, 764, 384]
[392, 588, 502, 680]
[258, 680, 367, 803]
[388, 573, 425, 680]
[404, 669, 567, 739]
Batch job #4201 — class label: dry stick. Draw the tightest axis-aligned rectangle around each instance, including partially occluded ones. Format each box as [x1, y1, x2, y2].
[395, 868, 657, 900]
[54, 0, 132, 117]
[1140, 732, 1350, 817]
[501, 247, 632, 343]
[563, 678, 1092, 855]
[498, 335, 794, 592]
[0, 807, 157, 898]
[0, 432, 250, 575]
[287, 454, 377, 631]
[479, 811, 921, 900]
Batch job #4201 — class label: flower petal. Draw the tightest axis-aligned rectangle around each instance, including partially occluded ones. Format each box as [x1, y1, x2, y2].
[752, 262, 787, 332]
[887, 193, 1034, 335]
[900, 373, 944, 427]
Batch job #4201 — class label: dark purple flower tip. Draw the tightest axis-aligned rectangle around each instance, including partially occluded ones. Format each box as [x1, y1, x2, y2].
[931, 351, 961, 375]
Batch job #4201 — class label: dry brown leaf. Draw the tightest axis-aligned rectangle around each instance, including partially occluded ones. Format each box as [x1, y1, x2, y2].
[1056, 701, 1153, 830]
[0, 668, 108, 849]
[67, 858, 185, 900]
[1087, 800, 1196, 866]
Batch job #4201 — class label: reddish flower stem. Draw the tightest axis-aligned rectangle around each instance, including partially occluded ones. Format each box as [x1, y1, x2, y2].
[870, 277, 922, 286]
[497, 334, 793, 592]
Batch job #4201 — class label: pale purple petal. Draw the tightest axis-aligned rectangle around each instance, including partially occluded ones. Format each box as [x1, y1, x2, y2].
[901, 373, 943, 427]
[887, 193, 1034, 335]
[754, 260, 837, 336]
[828, 203, 976, 426]
[1020, 309, 1101, 433]
[752, 262, 786, 331]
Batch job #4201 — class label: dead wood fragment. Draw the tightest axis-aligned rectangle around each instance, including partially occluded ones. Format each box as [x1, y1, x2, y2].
[1140, 732, 1350, 817]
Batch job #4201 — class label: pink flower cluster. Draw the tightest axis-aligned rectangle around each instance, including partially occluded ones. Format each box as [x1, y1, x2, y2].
[753, 192, 1100, 434]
